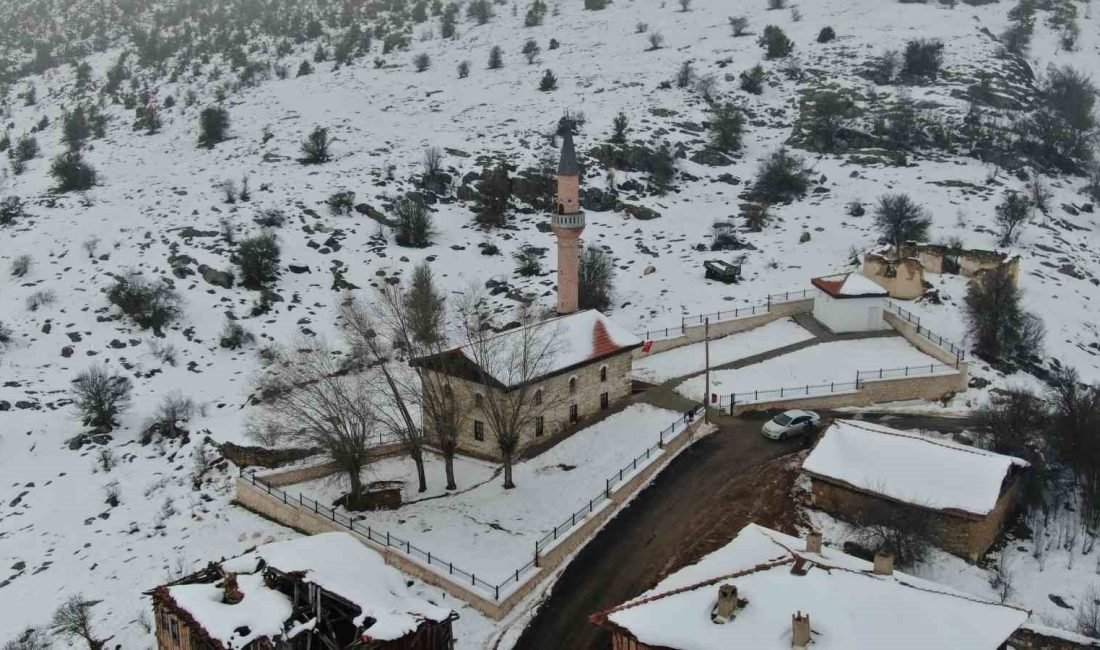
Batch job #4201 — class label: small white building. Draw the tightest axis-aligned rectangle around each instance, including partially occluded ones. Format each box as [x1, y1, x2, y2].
[811, 272, 889, 333]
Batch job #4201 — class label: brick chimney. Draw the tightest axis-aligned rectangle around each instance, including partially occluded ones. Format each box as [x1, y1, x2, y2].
[873, 552, 894, 576]
[805, 531, 823, 554]
[712, 584, 740, 624]
[792, 611, 811, 648]
[222, 574, 244, 605]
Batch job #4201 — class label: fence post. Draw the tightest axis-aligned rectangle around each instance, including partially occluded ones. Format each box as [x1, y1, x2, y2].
[606, 478, 611, 498]
[495, 586, 500, 600]
[535, 548, 540, 568]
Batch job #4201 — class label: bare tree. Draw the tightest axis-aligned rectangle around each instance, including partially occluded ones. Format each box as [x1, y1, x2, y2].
[873, 193, 931, 252]
[3, 627, 52, 650]
[458, 294, 561, 489]
[988, 545, 1017, 604]
[848, 498, 931, 569]
[1049, 366, 1100, 525]
[50, 595, 104, 650]
[1078, 584, 1100, 638]
[252, 342, 380, 504]
[71, 365, 132, 432]
[995, 191, 1032, 246]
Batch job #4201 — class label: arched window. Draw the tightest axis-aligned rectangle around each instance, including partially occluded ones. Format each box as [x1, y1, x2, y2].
[534, 389, 543, 405]
[569, 377, 577, 394]
[474, 393, 484, 408]
[600, 365, 608, 382]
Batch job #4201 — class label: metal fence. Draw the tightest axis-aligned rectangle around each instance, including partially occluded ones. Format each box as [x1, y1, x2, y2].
[713, 363, 957, 411]
[243, 405, 704, 602]
[884, 301, 966, 365]
[634, 289, 815, 340]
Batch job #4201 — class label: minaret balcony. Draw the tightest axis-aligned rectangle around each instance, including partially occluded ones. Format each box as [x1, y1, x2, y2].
[551, 213, 586, 230]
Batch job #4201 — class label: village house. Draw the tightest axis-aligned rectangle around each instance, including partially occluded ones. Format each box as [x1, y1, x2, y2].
[862, 241, 1022, 300]
[802, 419, 1030, 561]
[410, 309, 642, 460]
[590, 523, 1036, 650]
[810, 272, 889, 333]
[149, 532, 457, 650]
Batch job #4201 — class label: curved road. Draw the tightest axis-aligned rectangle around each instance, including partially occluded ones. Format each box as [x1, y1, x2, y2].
[512, 411, 974, 650]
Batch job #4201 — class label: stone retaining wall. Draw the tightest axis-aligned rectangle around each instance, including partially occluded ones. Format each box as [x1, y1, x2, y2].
[883, 311, 967, 371]
[635, 299, 814, 357]
[727, 370, 967, 416]
[234, 416, 705, 620]
[256, 443, 405, 488]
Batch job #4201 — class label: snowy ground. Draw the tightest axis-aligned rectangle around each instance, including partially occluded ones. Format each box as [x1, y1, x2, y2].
[675, 337, 951, 402]
[2, 0, 1100, 644]
[630, 317, 815, 384]
[285, 403, 681, 583]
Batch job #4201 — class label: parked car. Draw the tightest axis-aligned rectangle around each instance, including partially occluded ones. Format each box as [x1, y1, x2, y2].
[761, 410, 821, 440]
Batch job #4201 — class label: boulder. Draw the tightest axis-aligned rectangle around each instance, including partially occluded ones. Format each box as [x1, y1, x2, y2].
[622, 204, 662, 221]
[198, 264, 234, 289]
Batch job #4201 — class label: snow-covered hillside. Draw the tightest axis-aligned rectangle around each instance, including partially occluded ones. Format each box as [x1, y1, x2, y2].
[2, 0, 1100, 645]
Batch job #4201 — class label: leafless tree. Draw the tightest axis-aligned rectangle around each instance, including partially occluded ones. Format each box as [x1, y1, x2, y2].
[50, 595, 104, 650]
[251, 342, 380, 503]
[848, 497, 932, 569]
[1078, 584, 1100, 638]
[458, 293, 561, 489]
[988, 545, 1017, 603]
[3, 627, 52, 650]
[1049, 366, 1100, 525]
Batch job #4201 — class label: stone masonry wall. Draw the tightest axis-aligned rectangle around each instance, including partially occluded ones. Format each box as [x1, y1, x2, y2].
[634, 299, 814, 358]
[1010, 627, 1100, 649]
[729, 370, 966, 416]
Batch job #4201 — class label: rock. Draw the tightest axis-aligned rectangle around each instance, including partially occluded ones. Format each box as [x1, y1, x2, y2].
[288, 264, 311, 274]
[715, 173, 741, 185]
[622, 204, 662, 221]
[0, 401, 9, 411]
[108, 339, 126, 349]
[260, 289, 284, 304]
[1083, 203, 1095, 214]
[689, 147, 732, 167]
[1049, 594, 1072, 609]
[66, 332, 82, 342]
[800, 231, 811, 243]
[581, 187, 620, 212]
[61, 346, 74, 358]
[41, 323, 51, 334]
[198, 264, 235, 289]
[643, 265, 656, 276]
[1062, 203, 1080, 216]
[177, 227, 220, 239]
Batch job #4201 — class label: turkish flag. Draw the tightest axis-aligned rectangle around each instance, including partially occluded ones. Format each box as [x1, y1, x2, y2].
[642, 340, 653, 353]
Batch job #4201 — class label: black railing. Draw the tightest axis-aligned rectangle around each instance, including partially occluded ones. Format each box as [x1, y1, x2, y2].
[635, 289, 814, 340]
[884, 301, 966, 364]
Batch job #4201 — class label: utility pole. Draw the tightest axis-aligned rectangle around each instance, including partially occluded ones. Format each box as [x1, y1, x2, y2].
[704, 317, 711, 424]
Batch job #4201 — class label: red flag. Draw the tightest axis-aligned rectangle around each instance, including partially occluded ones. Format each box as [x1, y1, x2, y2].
[642, 340, 653, 353]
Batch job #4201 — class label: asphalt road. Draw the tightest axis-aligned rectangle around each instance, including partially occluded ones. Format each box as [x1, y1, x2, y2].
[511, 411, 976, 650]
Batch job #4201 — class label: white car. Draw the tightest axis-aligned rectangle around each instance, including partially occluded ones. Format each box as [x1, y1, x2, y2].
[761, 410, 821, 440]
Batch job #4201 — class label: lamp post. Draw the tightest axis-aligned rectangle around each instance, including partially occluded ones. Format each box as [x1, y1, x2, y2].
[704, 317, 711, 424]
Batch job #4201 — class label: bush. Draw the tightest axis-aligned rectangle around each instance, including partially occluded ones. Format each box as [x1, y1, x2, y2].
[995, 192, 1032, 245]
[300, 126, 332, 164]
[296, 60, 313, 76]
[414, 52, 431, 72]
[457, 60, 470, 78]
[647, 32, 665, 51]
[729, 16, 749, 36]
[884, 94, 921, 151]
[198, 106, 230, 147]
[539, 69, 558, 91]
[144, 392, 195, 440]
[709, 103, 745, 153]
[817, 26, 836, 43]
[872, 193, 930, 250]
[650, 141, 677, 195]
[902, 39, 943, 78]
[868, 50, 900, 85]
[50, 151, 97, 192]
[753, 147, 809, 201]
[612, 112, 629, 143]
[72, 364, 132, 431]
[106, 271, 182, 333]
[26, 289, 56, 311]
[740, 64, 766, 94]
[0, 196, 25, 225]
[327, 190, 356, 215]
[585, 0, 608, 9]
[395, 196, 435, 247]
[10, 254, 31, 277]
[219, 320, 255, 349]
[468, 0, 493, 24]
[676, 61, 694, 88]
[513, 244, 543, 276]
[965, 267, 1044, 365]
[759, 25, 793, 59]
[474, 161, 512, 227]
[804, 90, 857, 152]
[0, 321, 11, 345]
[525, 0, 548, 26]
[487, 45, 504, 69]
[579, 246, 615, 311]
[523, 39, 540, 64]
[233, 232, 281, 289]
[850, 501, 931, 569]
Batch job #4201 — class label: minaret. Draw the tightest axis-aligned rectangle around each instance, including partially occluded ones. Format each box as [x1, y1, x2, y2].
[552, 130, 585, 314]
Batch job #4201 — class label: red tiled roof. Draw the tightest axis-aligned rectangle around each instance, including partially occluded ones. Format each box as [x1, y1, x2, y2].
[590, 320, 623, 360]
[811, 276, 845, 297]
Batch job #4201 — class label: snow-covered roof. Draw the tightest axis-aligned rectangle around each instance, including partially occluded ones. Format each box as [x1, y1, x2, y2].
[811, 272, 888, 298]
[803, 420, 1029, 516]
[165, 533, 453, 648]
[417, 309, 641, 389]
[596, 524, 1028, 650]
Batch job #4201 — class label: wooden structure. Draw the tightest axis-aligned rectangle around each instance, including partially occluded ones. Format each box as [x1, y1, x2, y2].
[703, 260, 742, 284]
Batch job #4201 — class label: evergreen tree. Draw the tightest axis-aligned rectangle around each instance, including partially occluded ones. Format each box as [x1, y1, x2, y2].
[198, 106, 230, 147]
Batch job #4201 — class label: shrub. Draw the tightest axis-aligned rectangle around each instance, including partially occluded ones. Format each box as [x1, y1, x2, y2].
[414, 52, 431, 72]
[468, 0, 493, 24]
[585, 0, 608, 9]
[522, 39, 540, 64]
[232, 232, 281, 289]
[487, 46, 504, 70]
[759, 25, 794, 59]
[965, 267, 1044, 365]
[25, 289, 56, 311]
[296, 60, 313, 76]
[1001, 20, 1033, 56]
[395, 196, 435, 247]
[72, 364, 132, 431]
[579, 246, 615, 311]
[873, 193, 930, 249]
[145, 392, 195, 439]
[525, 0, 548, 26]
[327, 190, 356, 215]
[676, 61, 694, 88]
[868, 50, 900, 85]
[106, 271, 182, 333]
[709, 103, 745, 153]
[457, 60, 470, 78]
[817, 26, 836, 43]
[10, 254, 31, 277]
[300, 126, 332, 164]
[753, 148, 809, 201]
[539, 69, 558, 91]
[729, 16, 749, 37]
[220, 320, 255, 350]
[647, 32, 665, 51]
[50, 151, 97, 192]
[804, 90, 857, 152]
[0, 196, 25, 225]
[650, 141, 677, 195]
[513, 244, 542, 276]
[995, 191, 1032, 245]
[198, 106, 230, 147]
[902, 39, 943, 78]
[884, 94, 921, 151]
[475, 161, 512, 227]
[850, 501, 931, 569]
[740, 64, 766, 94]
[0, 321, 11, 345]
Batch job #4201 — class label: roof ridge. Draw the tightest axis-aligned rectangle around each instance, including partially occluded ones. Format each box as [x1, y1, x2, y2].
[834, 419, 1027, 465]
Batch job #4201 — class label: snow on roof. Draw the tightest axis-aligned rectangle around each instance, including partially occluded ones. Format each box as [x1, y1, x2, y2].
[811, 272, 888, 298]
[600, 524, 1028, 650]
[168, 533, 453, 647]
[456, 309, 641, 388]
[803, 420, 1029, 516]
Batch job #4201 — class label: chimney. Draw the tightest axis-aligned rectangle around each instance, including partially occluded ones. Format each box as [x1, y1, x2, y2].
[805, 531, 823, 554]
[792, 611, 811, 648]
[222, 574, 244, 605]
[873, 552, 894, 576]
[712, 584, 739, 624]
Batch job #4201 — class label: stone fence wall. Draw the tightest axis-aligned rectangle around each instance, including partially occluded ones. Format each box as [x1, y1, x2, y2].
[634, 299, 814, 358]
[1010, 625, 1100, 649]
[255, 443, 405, 488]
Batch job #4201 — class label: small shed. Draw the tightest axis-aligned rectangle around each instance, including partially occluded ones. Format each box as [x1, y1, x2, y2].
[810, 272, 888, 333]
[704, 260, 742, 284]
